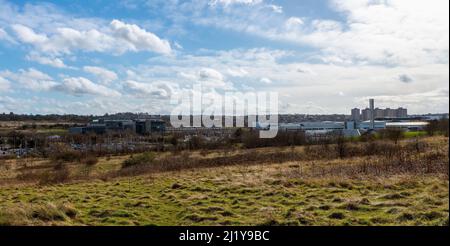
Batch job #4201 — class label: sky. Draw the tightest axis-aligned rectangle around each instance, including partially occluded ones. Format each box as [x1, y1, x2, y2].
[0, 0, 448, 115]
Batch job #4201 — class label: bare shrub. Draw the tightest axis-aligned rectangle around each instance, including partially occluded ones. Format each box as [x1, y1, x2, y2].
[363, 141, 400, 158]
[82, 155, 98, 166]
[51, 149, 82, 163]
[333, 132, 347, 158]
[242, 130, 306, 148]
[38, 164, 70, 185]
[425, 119, 449, 136]
[303, 144, 336, 159]
[122, 152, 155, 169]
[379, 128, 405, 144]
[286, 144, 448, 179]
[15, 171, 42, 183]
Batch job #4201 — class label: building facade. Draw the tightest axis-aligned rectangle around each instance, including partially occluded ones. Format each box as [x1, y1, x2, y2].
[69, 118, 166, 135]
[351, 108, 361, 121]
[357, 107, 407, 120]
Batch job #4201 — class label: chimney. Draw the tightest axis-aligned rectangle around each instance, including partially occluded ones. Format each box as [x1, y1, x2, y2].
[369, 98, 374, 129]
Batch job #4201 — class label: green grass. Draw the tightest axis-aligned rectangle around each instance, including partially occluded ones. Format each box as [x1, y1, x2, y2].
[403, 131, 427, 138]
[0, 165, 448, 225]
[0, 136, 448, 225]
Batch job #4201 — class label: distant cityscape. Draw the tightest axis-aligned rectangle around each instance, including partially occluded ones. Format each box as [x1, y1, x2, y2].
[351, 107, 407, 121]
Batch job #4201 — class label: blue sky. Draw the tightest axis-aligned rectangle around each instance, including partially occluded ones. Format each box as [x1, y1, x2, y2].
[0, 0, 448, 115]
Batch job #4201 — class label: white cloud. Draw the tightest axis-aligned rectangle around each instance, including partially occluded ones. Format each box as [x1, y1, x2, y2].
[297, 0, 449, 66]
[7, 12, 172, 56]
[11, 24, 48, 44]
[227, 68, 248, 77]
[174, 41, 183, 49]
[285, 17, 303, 30]
[193, 0, 449, 67]
[209, 0, 263, 7]
[198, 68, 224, 81]
[268, 4, 283, 13]
[83, 66, 118, 84]
[11, 24, 113, 55]
[130, 48, 449, 114]
[260, 77, 272, 84]
[0, 77, 11, 91]
[0, 68, 57, 91]
[54, 77, 121, 97]
[197, 68, 233, 89]
[359, 88, 449, 114]
[26, 52, 68, 68]
[110, 20, 172, 55]
[0, 1, 448, 114]
[53, 27, 116, 54]
[124, 80, 173, 98]
[0, 28, 16, 43]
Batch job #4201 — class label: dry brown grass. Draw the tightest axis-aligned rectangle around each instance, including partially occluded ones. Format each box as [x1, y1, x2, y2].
[0, 136, 447, 186]
[0, 137, 448, 226]
[111, 136, 448, 181]
[0, 202, 79, 225]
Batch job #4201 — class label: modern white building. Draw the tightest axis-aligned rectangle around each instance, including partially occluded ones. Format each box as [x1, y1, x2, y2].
[279, 121, 361, 137]
[279, 121, 345, 131]
[386, 121, 428, 131]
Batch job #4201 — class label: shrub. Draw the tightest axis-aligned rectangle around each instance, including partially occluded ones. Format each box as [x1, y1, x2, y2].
[39, 165, 70, 185]
[378, 128, 404, 144]
[425, 119, 449, 136]
[51, 149, 83, 163]
[122, 152, 156, 169]
[83, 155, 98, 166]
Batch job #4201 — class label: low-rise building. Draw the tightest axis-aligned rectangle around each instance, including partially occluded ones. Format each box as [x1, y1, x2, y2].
[385, 121, 428, 131]
[358, 120, 387, 130]
[135, 119, 166, 134]
[69, 118, 165, 135]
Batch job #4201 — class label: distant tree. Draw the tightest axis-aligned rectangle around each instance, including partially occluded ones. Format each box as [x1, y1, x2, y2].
[425, 120, 439, 136]
[426, 119, 449, 137]
[188, 136, 203, 150]
[380, 128, 404, 144]
[170, 135, 179, 147]
[439, 118, 449, 137]
[333, 132, 347, 158]
[233, 128, 243, 139]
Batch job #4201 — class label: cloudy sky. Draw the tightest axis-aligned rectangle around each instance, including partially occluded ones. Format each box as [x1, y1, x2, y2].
[0, 0, 448, 115]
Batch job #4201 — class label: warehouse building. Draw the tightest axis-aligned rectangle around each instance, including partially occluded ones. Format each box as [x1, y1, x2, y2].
[385, 121, 428, 131]
[69, 118, 165, 135]
[135, 119, 166, 134]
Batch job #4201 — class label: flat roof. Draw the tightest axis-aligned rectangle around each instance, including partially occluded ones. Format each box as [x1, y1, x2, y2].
[386, 121, 428, 126]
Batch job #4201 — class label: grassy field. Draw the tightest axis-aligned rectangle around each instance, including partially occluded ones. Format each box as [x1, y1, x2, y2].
[0, 136, 448, 226]
[403, 131, 427, 138]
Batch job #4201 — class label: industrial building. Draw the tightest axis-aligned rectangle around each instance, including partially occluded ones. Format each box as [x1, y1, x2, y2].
[135, 119, 166, 135]
[69, 118, 165, 135]
[280, 121, 345, 131]
[358, 120, 387, 130]
[277, 121, 361, 137]
[385, 121, 428, 131]
[351, 99, 425, 131]
[273, 99, 426, 137]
